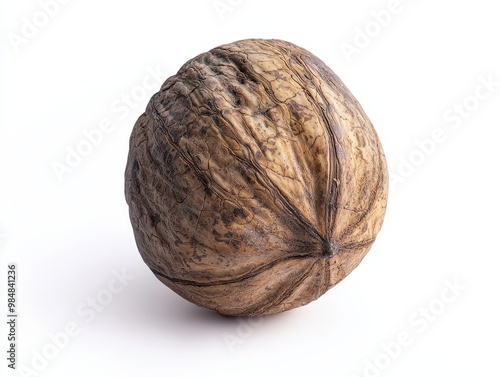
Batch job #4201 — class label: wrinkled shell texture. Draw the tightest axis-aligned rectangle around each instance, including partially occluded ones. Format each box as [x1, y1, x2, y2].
[125, 39, 388, 316]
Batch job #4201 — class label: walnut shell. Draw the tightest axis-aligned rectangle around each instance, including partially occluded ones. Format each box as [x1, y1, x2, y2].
[125, 39, 388, 316]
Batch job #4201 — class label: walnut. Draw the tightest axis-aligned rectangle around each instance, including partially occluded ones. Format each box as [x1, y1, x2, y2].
[125, 39, 388, 316]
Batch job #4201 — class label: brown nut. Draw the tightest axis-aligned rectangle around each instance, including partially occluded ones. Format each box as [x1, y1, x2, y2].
[125, 39, 388, 316]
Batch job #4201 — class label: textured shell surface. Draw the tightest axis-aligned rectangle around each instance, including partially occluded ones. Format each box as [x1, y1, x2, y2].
[125, 39, 388, 316]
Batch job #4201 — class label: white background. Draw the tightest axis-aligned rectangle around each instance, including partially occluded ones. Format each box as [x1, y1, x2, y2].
[1, 0, 499, 376]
